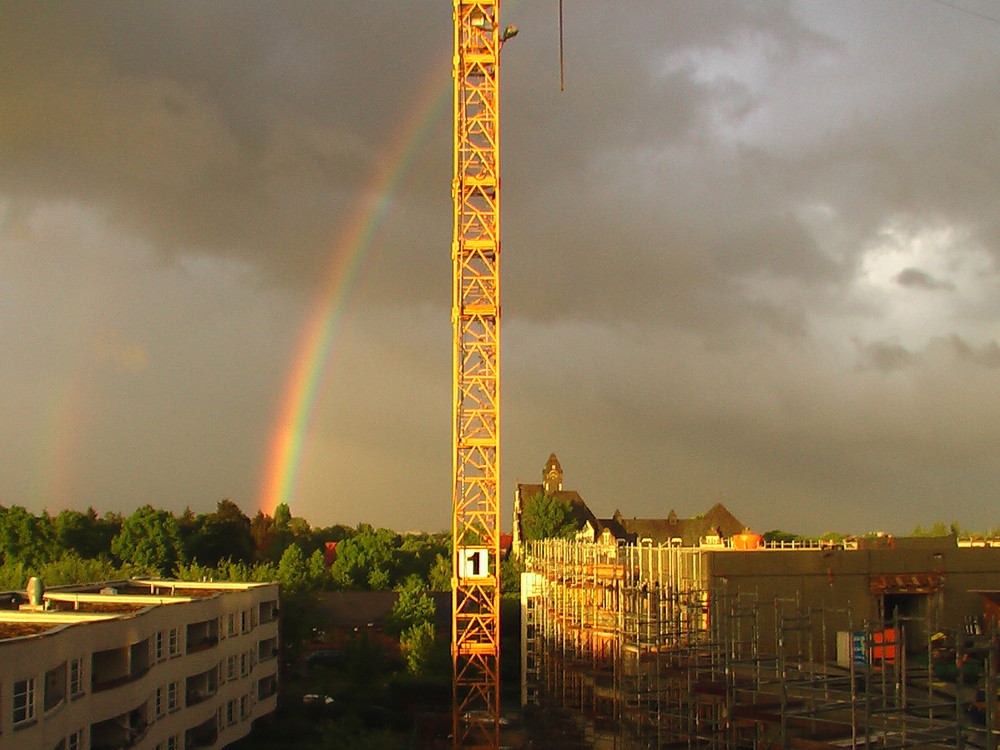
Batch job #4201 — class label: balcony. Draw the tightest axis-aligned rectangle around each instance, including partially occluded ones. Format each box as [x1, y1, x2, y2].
[185, 668, 218, 707]
[258, 600, 278, 625]
[90, 705, 149, 750]
[186, 619, 219, 654]
[91, 638, 151, 692]
[257, 637, 278, 663]
[185, 715, 218, 749]
[257, 675, 278, 701]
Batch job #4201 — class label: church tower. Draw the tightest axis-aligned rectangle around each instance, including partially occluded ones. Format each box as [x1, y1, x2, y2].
[543, 453, 563, 495]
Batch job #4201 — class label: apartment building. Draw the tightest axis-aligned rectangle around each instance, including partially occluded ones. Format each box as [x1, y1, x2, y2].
[0, 578, 279, 750]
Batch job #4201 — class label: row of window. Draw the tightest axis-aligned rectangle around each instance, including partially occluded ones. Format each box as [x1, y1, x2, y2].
[152, 647, 262, 720]
[6, 634, 273, 732]
[8, 662, 82, 729]
[40, 679, 272, 750]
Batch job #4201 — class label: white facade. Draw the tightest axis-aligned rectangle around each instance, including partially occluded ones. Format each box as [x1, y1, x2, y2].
[0, 579, 280, 750]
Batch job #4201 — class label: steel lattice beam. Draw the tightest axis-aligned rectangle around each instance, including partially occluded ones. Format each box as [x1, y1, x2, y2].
[452, 1, 503, 748]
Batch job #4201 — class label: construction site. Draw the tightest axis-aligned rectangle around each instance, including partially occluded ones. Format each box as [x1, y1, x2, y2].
[519, 537, 1000, 750]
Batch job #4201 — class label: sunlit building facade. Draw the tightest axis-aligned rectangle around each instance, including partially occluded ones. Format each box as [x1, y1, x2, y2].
[0, 579, 279, 750]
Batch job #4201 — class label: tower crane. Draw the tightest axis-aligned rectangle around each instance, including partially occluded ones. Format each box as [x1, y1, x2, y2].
[451, 2, 516, 747]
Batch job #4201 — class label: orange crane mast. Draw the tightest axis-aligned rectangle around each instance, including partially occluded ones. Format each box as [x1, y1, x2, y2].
[451, 1, 515, 747]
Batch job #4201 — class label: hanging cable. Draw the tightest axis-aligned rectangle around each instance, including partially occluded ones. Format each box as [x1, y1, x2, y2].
[559, 0, 565, 90]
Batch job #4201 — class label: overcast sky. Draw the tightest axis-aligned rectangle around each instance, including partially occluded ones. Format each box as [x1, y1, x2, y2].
[2, 1, 999, 536]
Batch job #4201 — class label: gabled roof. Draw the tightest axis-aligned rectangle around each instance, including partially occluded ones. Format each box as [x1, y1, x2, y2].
[618, 503, 746, 546]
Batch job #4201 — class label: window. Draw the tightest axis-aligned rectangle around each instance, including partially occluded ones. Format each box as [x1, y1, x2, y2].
[154, 686, 164, 718]
[44, 662, 67, 711]
[69, 659, 83, 697]
[226, 700, 236, 726]
[67, 729, 83, 750]
[155, 631, 164, 661]
[240, 610, 248, 634]
[13, 678, 36, 725]
[166, 734, 179, 750]
[167, 628, 180, 657]
[226, 655, 236, 681]
[227, 613, 236, 637]
[167, 681, 179, 712]
[240, 653, 248, 677]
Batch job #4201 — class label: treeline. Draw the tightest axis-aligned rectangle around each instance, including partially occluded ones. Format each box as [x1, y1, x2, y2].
[0, 499, 450, 594]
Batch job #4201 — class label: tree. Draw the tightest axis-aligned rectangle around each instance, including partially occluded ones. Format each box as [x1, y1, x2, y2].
[427, 553, 451, 592]
[330, 526, 399, 590]
[399, 621, 438, 675]
[186, 498, 255, 566]
[0, 505, 58, 567]
[762, 529, 802, 544]
[272, 502, 292, 529]
[55, 508, 117, 559]
[111, 506, 186, 575]
[306, 548, 329, 590]
[911, 521, 958, 538]
[386, 576, 436, 636]
[521, 493, 577, 541]
[276, 544, 308, 594]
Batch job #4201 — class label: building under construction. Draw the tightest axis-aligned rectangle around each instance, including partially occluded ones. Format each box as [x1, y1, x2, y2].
[520, 536, 1000, 749]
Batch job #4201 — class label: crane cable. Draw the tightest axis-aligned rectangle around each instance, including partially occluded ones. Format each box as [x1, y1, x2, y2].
[559, 0, 565, 90]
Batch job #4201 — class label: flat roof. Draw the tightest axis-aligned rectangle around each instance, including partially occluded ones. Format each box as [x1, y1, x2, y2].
[0, 578, 277, 642]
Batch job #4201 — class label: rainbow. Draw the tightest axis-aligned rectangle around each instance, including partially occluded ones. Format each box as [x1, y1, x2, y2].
[258, 67, 451, 518]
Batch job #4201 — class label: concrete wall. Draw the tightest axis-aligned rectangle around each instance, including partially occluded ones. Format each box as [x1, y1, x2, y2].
[0, 581, 279, 750]
[703, 545, 1000, 659]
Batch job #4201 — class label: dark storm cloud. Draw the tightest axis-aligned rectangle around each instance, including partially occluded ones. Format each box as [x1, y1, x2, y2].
[0, 1, 450, 285]
[896, 268, 955, 291]
[855, 339, 914, 372]
[943, 334, 1000, 370]
[3, 1, 1000, 535]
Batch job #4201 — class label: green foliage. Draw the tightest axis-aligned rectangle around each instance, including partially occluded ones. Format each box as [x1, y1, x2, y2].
[343, 630, 387, 688]
[0, 553, 142, 590]
[394, 533, 449, 583]
[762, 529, 803, 544]
[0, 505, 58, 567]
[385, 576, 436, 637]
[173, 558, 278, 583]
[330, 526, 399, 590]
[399, 621, 437, 675]
[307, 549, 329, 589]
[277, 544, 309, 594]
[273, 502, 292, 529]
[54, 508, 119, 559]
[427, 552, 451, 592]
[501, 555, 524, 595]
[186, 498, 256, 566]
[521, 492, 577, 541]
[111, 505, 187, 575]
[911, 521, 963, 537]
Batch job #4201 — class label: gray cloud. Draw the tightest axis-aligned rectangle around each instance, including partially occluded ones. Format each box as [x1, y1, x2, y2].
[896, 268, 955, 291]
[2, 1, 1000, 535]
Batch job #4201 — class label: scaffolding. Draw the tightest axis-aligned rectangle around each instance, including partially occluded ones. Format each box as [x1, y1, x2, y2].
[523, 539, 1000, 750]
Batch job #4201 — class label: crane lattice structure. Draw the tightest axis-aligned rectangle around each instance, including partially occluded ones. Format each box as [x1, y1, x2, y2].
[451, 1, 510, 748]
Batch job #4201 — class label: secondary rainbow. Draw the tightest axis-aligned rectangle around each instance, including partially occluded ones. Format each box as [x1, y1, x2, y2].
[258, 68, 451, 517]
